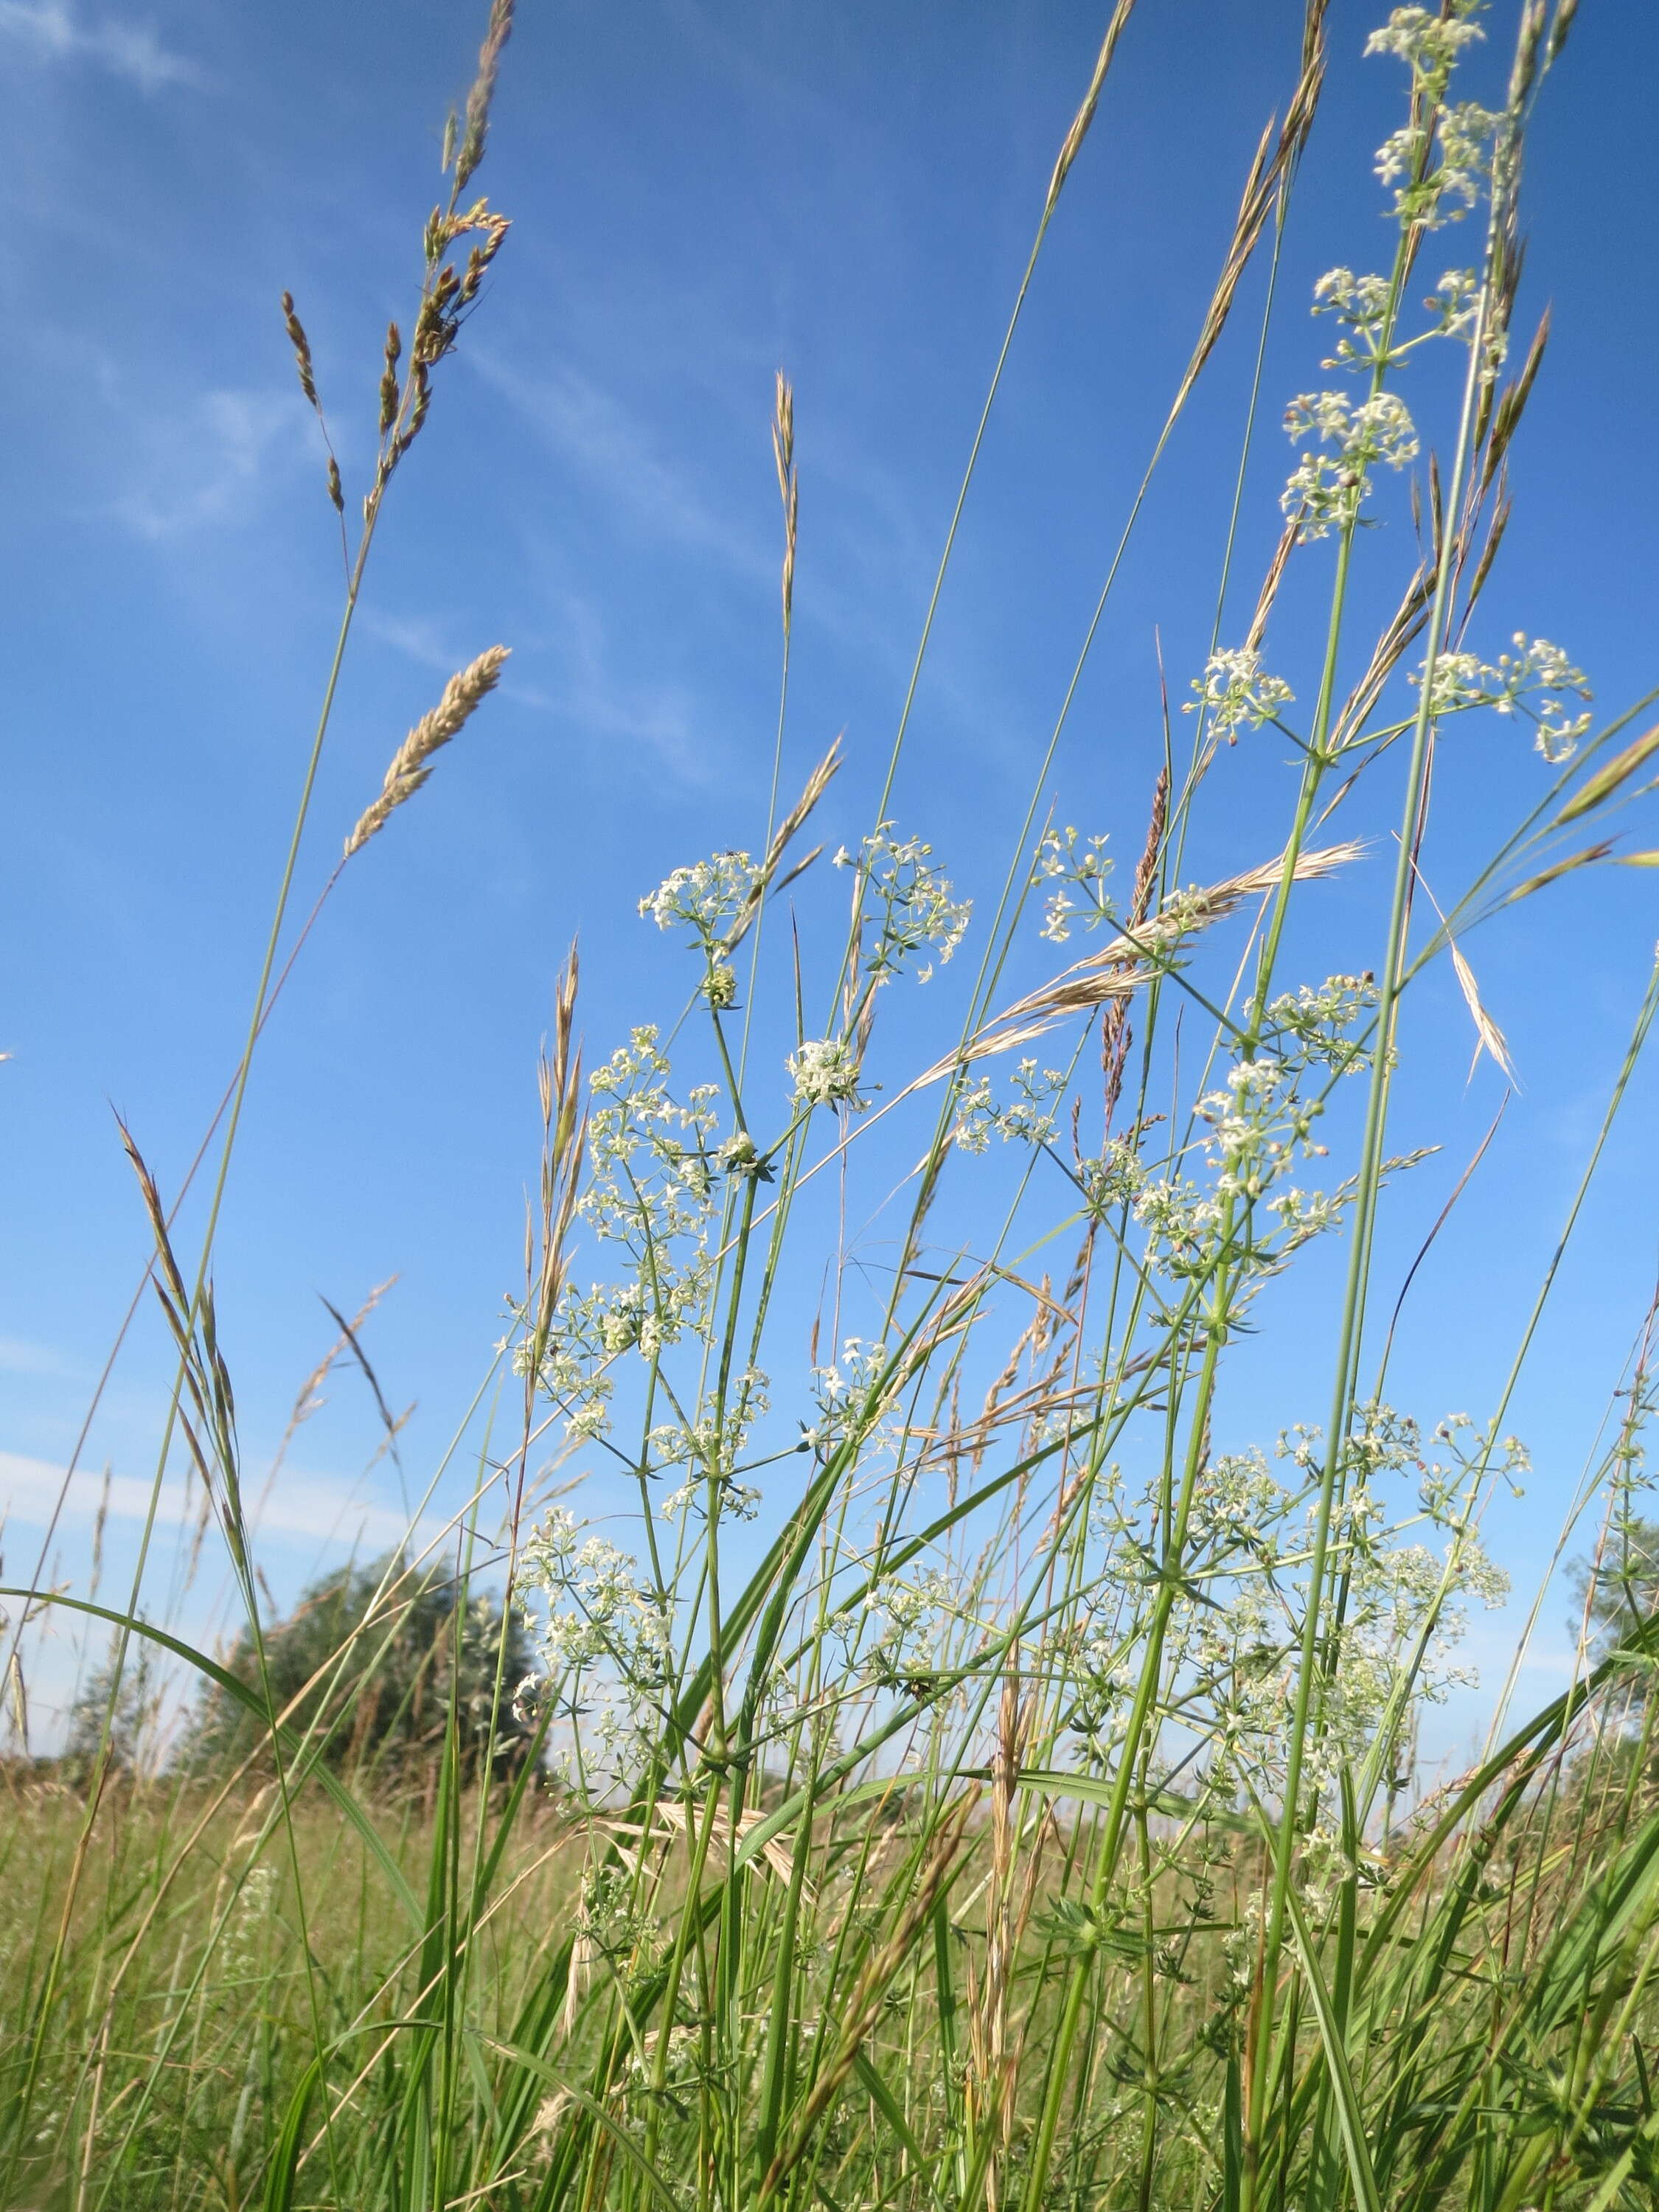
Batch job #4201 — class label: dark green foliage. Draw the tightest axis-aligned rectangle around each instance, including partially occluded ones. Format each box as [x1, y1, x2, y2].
[180, 1553, 540, 1790]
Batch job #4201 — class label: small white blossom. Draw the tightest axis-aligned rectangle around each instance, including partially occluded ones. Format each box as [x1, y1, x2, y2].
[1032, 824, 1113, 941]
[1414, 633, 1593, 760]
[1186, 647, 1295, 743]
[951, 1060, 1065, 1152]
[639, 850, 762, 945]
[1365, 3, 1484, 85]
[788, 1036, 869, 1112]
[1281, 390, 1418, 542]
[848, 821, 970, 982]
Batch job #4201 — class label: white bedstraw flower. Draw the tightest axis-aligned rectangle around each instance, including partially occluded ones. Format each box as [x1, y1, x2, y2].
[1375, 102, 1501, 229]
[1186, 647, 1295, 742]
[950, 1060, 1065, 1151]
[1413, 632, 1593, 760]
[1364, 3, 1484, 85]
[788, 1036, 869, 1112]
[1312, 268, 1398, 369]
[1281, 391, 1418, 542]
[1424, 268, 1480, 334]
[1313, 267, 1392, 327]
[849, 821, 971, 982]
[1031, 824, 1112, 940]
[640, 850, 762, 946]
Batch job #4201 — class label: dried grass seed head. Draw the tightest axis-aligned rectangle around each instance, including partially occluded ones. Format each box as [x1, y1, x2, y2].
[455, 0, 515, 192]
[344, 644, 511, 860]
[280, 290, 319, 409]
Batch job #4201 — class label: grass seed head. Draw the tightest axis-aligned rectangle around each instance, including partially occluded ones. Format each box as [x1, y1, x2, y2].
[344, 644, 511, 860]
[455, 0, 515, 192]
[279, 289, 319, 410]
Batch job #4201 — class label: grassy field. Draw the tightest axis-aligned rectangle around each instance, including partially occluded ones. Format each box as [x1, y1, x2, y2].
[10, 0, 1659, 2207]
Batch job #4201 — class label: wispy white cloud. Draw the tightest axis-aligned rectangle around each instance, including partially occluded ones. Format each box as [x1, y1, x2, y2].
[108, 386, 309, 539]
[0, 1338, 77, 1380]
[360, 610, 459, 674]
[469, 349, 768, 582]
[367, 588, 710, 783]
[0, 0, 206, 93]
[21, 316, 307, 540]
[540, 588, 707, 775]
[0, 1450, 418, 1551]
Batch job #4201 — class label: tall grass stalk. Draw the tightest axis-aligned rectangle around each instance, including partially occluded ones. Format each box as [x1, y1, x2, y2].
[10, 4, 1659, 2211]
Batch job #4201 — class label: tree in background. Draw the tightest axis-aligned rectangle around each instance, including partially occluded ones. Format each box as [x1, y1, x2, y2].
[181, 1554, 540, 1792]
[63, 1640, 156, 1786]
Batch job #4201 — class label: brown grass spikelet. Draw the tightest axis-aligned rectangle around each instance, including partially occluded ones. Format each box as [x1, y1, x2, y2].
[325, 456, 344, 515]
[772, 368, 794, 502]
[1557, 720, 1659, 824]
[455, 0, 515, 192]
[1497, 841, 1613, 906]
[1043, 0, 1138, 220]
[773, 369, 799, 630]
[1413, 866, 1517, 1083]
[1245, 518, 1299, 658]
[344, 645, 510, 860]
[279, 290, 319, 410]
[1158, 3, 1328, 437]
[919, 842, 1363, 1083]
[378, 321, 403, 437]
[722, 736, 842, 953]
[1102, 762, 1169, 1133]
[383, 204, 509, 474]
[1545, 0, 1580, 67]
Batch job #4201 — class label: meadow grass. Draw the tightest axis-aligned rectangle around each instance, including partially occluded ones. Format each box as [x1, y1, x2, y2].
[10, 1, 1659, 2208]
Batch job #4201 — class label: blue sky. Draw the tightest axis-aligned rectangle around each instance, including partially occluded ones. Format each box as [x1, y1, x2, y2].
[4, 0, 1658, 1753]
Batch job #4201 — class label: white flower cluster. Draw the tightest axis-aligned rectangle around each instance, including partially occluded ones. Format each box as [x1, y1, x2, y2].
[1365, 2, 1498, 231]
[1374, 101, 1501, 229]
[1032, 824, 1113, 942]
[1195, 1057, 1327, 1207]
[583, 1029, 720, 1250]
[1186, 647, 1295, 743]
[1312, 267, 1480, 371]
[839, 820, 970, 984]
[1077, 1139, 1145, 1220]
[1422, 266, 1481, 335]
[639, 849, 761, 946]
[521, 1512, 671, 1679]
[951, 1059, 1066, 1154]
[787, 1034, 868, 1113]
[574, 1863, 662, 1971]
[1313, 265, 1393, 330]
[1415, 634, 1593, 761]
[218, 1863, 279, 1985]
[515, 1028, 725, 1441]
[1065, 1604, 1142, 1762]
[1128, 1015, 1382, 1281]
[858, 1567, 964, 1691]
[1266, 973, 1380, 1077]
[1146, 1398, 1515, 1828]
[653, 1366, 770, 1526]
[1131, 1172, 1223, 1281]
[1281, 390, 1419, 543]
[808, 1337, 892, 1453]
[530, 1259, 713, 1441]
[1364, 2, 1484, 87]
[517, 1510, 675, 1794]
